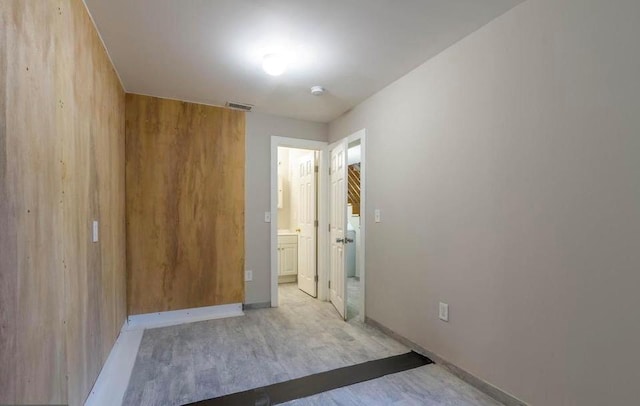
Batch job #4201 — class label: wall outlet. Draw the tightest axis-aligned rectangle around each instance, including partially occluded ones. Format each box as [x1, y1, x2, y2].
[264, 212, 271, 223]
[439, 302, 449, 322]
[92, 220, 99, 243]
[374, 209, 381, 223]
[245, 270, 253, 282]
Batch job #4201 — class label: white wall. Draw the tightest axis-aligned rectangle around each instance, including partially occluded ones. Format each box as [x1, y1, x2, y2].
[246, 112, 327, 304]
[329, 0, 640, 404]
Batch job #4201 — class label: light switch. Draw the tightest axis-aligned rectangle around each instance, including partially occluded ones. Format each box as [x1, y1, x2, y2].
[245, 270, 253, 282]
[264, 211, 271, 223]
[374, 209, 381, 223]
[439, 302, 449, 322]
[92, 220, 99, 243]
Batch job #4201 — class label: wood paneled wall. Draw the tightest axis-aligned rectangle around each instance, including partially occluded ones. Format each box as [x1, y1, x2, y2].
[0, 1, 126, 405]
[126, 94, 245, 315]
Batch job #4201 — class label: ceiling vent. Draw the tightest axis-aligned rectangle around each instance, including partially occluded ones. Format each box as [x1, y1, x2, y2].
[225, 101, 254, 112]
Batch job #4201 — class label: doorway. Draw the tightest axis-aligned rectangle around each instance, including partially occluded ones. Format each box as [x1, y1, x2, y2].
[269, 131, 366, 323]
[270, 137, 328, 308]
[346, 138, 363, 320]
[276, 147, 319, 296]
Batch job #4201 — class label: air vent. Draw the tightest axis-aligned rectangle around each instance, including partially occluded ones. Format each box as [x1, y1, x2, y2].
[225, 101, 254, 112]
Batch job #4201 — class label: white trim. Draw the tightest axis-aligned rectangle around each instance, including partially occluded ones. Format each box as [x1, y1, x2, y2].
[84, 323, 144, 406]
[270, 137, 329, 307]
[125, 303, 244, 331]
[346, 129, 367, 322]
[85, 304, 242, 405]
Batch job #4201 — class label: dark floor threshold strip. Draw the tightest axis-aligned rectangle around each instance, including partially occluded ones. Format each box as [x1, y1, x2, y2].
[184, 351, 433, 406]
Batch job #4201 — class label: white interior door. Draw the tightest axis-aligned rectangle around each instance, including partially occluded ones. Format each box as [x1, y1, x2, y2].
[297, 151, 317, 297]
[329, 139, 348, 319]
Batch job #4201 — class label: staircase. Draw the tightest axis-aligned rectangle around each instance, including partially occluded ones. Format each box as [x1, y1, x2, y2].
[348, 164, 361, 216]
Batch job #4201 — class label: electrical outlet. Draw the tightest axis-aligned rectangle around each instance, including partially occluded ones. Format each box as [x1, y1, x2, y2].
[374, 209, 381, 223]
[264, 212, 271, 223]
[245, 270, 253, 282]
[439, 302, 449, 322]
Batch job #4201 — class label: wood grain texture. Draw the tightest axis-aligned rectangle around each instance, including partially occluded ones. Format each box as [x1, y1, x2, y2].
[57, 1, 127, 404]
[126, 94, 245, 315]
[0, 2, 18, 402]
[1, 2, 66, 403]
[0, 1, 126, 405]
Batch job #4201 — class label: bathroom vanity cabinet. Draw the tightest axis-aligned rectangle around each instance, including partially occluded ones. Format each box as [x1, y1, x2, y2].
[277, 234, 298, 280]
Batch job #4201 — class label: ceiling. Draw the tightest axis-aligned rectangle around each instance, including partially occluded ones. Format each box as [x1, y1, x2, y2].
[84, 0, 521, 123]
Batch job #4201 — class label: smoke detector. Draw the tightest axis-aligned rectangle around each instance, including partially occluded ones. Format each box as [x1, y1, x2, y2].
[310, 86, 325, 96]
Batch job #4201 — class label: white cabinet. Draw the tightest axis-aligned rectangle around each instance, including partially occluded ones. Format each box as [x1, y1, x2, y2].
[278, 234, 298, 277]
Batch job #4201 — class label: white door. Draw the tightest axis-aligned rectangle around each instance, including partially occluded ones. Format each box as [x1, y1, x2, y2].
[297, 151, 317, 297]
[329, 139, 348, 319]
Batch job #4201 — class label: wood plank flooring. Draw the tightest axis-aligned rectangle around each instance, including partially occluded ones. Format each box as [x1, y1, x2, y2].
[122, 284, 504, 406]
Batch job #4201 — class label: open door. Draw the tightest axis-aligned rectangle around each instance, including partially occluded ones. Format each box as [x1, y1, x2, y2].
[329, 139, 348, 319]
[297, 151, 317, 297]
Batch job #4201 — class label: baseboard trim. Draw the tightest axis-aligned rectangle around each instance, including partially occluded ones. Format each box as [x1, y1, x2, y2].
[243, 301, 272, 310]
[125, 303, 244, 331]
[84, 322, 144, 406]
[365, 317, 528, 406]
[86, 304, 243, 405]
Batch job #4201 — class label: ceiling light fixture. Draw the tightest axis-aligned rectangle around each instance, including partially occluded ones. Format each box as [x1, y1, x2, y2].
[262, 53, 288, 76]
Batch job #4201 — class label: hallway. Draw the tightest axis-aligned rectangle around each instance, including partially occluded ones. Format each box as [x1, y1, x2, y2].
[122, 284, 503, 405]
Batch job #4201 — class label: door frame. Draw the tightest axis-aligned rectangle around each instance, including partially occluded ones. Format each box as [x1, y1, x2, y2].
[344, 129, 366, 322]
[270, 136, 329, 307]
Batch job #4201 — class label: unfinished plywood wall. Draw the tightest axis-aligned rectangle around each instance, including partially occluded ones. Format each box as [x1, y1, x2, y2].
[0, 1, 126, 405]
[126, 94, 245, 315]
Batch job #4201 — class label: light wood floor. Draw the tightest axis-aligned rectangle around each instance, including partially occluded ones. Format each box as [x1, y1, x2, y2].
[122, 284, 503, 405]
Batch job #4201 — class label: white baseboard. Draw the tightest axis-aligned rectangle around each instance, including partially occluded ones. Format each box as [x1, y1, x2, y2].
[85, 303, 244, 406]
[125, 303, 244, 331]
[84, 323, 144, 406]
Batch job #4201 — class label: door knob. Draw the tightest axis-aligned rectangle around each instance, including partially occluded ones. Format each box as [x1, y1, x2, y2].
[336, 238, 345, 243]
[345, 238, 354, 243]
